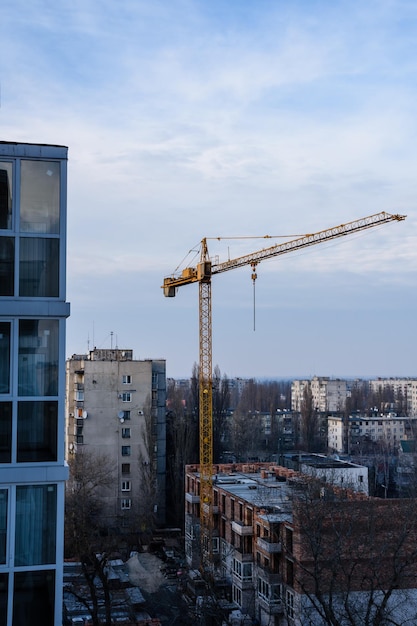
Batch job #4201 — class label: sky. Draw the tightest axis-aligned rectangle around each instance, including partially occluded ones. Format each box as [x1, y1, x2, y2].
[1, 0, 417, 379]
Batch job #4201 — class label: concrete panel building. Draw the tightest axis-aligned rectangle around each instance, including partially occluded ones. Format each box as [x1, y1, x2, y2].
[65, 349, 167, 529]
[292, 377, 347, 413]
[0, 142, 70, 626]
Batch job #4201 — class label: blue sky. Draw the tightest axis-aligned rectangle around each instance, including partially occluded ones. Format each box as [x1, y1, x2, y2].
[1, 0, 416, 378]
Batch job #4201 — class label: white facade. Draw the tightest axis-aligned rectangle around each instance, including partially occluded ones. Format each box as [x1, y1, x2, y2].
[327, 415, 344, 453]
[349, 414, 417, 447]
[291, 380, 309, 412]
[300, 457, 369, 495]
[292, 377, 347, 413]
[368, 377, 417, 413]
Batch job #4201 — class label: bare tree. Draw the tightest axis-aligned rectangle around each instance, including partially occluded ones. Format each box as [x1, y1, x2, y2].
[212, 365, 230, 463]
[229, 409, 263, 461]
[300, 386, 320, 451]
[65, 449, 118, 626]
[166, 379, 198, 527]
[284, 482, 417, 626]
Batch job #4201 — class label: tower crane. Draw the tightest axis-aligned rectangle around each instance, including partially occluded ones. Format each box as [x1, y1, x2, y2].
[162, 211, 405, 570]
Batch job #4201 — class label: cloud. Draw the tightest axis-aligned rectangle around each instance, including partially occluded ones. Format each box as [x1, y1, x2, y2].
[2, 0, 416, 374]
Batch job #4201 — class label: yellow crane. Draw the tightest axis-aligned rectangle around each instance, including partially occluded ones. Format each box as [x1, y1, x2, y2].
[162, 211, 405, 569]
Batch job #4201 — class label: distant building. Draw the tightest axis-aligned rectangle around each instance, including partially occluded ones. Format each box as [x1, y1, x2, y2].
[65, 349, 166, 528]
[291, 377, 347, 413]
[0, 141, 69, 626]
[328, 412, 417, 455]
[368, 377, 416, 414]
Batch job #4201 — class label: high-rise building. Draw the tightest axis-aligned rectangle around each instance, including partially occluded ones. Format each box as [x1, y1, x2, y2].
[65, 349, 167, 529]
[0, 141, 69, 626]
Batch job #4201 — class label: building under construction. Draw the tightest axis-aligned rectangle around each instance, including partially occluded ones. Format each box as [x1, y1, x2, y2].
[185, 461, 417, 626]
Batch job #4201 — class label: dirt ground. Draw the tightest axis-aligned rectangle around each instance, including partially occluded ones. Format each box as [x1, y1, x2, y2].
[127, 551, 167, 593]
[127, 551, 192, 624]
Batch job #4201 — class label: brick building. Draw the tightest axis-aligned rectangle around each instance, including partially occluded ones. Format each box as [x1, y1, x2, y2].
[185, 462, 417, 625]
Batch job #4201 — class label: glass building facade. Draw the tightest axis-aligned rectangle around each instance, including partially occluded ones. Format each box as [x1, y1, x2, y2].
[0, 142, 69, 626]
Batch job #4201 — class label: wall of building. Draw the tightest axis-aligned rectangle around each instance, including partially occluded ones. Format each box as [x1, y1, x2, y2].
[66, 350, 166, 529]
[0, 142, 69, 626]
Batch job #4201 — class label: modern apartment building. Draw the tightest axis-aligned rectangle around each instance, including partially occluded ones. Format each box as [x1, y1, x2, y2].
[65, 349, 167, 529]
[185, 462, 417, 626]
[0, 142, 69, 626]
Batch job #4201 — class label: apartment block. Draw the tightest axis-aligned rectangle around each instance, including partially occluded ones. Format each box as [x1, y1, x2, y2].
[66, 349, 167, 528]
[185, 462, 417, 626]
[367, 377, 417, 415]
[291, 377, 347, 413]
[0, 142, 69, 626]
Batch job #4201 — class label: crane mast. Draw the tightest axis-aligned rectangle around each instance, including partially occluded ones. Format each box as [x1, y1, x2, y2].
[162, 211, 405, 571]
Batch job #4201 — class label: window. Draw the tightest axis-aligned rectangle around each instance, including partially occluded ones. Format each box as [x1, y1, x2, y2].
[121, 392, 131, 402]
[121, 498, 131, 510]
[0, 572, 7, 626]
[122, 375, 131, 384]
[122, 427, 131, 439]
[285, 526, 293, 552]
[233, 559, 252, 582]
[286, 589, 295, 619]
[20, 160, 60, 234]
[19, 238, 59, 297]
[221, 539, 227, 561]
[0, 237, 14, 296]
[122, 410, 130, 420]
[0, 162, 12, 230]
[17, 401, 57, 462]
[258, 578, 270, 602]
[212, 537, 219, 553]
[14, 570, 55, 626]
[0, 323, 10, 394]
[0, 490, 8, 565]
[18, 319, 59, 396]
[121, 446, 131, 456]
[121, 481, 131, 492]
[286, 559, 294, 586]
[0, 403, 11, 462]
[259, 580, 282, 605]
[232, 585, 242, 607]
[15, 484, 57, 566]
[121, 463, 130, 474]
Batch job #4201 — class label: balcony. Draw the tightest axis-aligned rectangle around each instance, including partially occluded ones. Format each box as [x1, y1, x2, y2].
[186, 492, 200, 504]
[232, 520, 253, 536]
[257, 537, 282, 553]
[202, 502, 219, 514]
[233, 546, 253, 561]
[258, 595, 284, 615]
[256, 566, 281, 584]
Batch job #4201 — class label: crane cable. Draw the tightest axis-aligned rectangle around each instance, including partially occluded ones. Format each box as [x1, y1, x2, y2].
[251, 262, 258, 331]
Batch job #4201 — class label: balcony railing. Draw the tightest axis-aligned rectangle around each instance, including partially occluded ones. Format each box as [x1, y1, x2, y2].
[185, 492, 200, 504]
[232, 520, 253, 536]
[257, 537, 282, 553]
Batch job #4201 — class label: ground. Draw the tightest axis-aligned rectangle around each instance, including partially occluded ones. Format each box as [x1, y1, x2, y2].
[127, 550, 193, 624]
